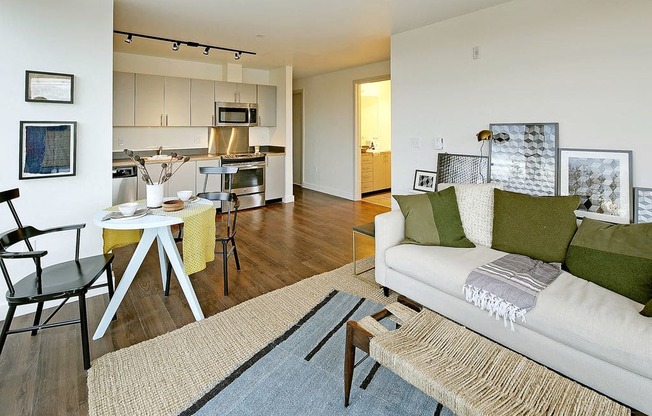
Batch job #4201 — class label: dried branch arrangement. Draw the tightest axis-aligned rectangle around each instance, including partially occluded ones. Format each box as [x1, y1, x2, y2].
[123, 149, 190, 185]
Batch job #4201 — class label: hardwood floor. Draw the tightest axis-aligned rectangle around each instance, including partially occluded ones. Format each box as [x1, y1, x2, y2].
[0, 186, 389, 416]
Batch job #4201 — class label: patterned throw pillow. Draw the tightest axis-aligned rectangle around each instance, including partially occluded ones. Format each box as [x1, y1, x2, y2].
[492, 189, 580, 263]
[438, 183, 503, 247]
[565, 218, 652, 306]
[393, 187, 475, 248]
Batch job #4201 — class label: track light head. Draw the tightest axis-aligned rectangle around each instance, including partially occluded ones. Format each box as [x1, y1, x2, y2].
[172, 42, 180, 51]
[203, 47, 210, 55]
[234, 51, 242, 60]
[125, 34, 132, 44]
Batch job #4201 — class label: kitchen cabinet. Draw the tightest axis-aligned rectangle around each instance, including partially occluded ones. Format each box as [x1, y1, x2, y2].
[134, 74, 190, 126]
[257, 85, 276, 127]
[373, 151, 391, 191]
[265, 154, 284, 201]
[361, 153, 373, 193]
[214, 81, 257, 103]
[191, 79, 215, 126]
[361, 151, 391, 193]
[113, 72, 135, 127]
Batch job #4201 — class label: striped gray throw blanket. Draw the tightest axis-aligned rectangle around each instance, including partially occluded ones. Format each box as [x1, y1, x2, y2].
[463, 254, 562, 330]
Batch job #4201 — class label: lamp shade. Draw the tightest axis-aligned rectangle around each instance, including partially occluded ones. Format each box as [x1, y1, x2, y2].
[476, 130, 493, 141]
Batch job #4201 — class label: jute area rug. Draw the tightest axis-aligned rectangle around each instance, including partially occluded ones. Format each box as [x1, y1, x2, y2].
[88, 258, 390, 416]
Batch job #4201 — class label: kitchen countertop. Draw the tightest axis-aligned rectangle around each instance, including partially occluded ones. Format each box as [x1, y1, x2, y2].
[113, 152, 284, 167]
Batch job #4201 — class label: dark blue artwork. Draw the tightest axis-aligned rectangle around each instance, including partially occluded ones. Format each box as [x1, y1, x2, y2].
[23, 124, 71, 175]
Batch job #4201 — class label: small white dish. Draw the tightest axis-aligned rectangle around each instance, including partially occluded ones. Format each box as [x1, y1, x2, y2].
[118, 202, 138, 217]
[177, 190, 193, 202]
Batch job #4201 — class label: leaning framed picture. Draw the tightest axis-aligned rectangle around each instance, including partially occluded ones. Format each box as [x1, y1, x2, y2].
[559, 148, 632, 224]
[25, 70, 74, 104]
[489, 122, 558, 196]
[634, 187, 652, 224]
[19, 121, 77, 180]
[413, 170, 437, 192]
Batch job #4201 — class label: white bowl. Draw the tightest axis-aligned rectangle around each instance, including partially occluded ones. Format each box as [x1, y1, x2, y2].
[118, 202, 138, 216]
[177, 190, 193, 202]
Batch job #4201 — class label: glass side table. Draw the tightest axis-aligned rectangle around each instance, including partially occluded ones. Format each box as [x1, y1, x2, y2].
[352, 221, 375, 275]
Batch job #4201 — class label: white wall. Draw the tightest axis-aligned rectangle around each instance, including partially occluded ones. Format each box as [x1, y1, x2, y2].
[294, 61, 391, 199]
[391, 0, 652, 197]
[0, 0, 114, 316]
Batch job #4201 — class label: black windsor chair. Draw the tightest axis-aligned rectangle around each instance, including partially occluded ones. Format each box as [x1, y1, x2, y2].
[0, 188, 115, 370]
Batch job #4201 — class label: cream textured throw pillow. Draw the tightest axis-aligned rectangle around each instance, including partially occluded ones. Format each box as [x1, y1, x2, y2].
[438, 183, 503, 247]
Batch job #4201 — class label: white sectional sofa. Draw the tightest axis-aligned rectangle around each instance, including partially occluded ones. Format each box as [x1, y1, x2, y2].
[374, 187, 652, 414]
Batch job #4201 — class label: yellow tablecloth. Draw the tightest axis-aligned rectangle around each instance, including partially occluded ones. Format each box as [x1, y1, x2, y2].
[102, 201, 216, 275]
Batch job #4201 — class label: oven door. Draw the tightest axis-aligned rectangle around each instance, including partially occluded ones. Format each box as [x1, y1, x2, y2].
[223, 164, 265, 195]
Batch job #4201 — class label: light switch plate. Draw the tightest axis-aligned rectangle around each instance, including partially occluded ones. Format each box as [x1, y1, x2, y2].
[411, 137, 422, 148]
[434, 137, 444, 150]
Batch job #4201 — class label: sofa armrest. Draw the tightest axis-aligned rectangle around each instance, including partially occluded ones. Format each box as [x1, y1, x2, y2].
[374, 210, 404, 286]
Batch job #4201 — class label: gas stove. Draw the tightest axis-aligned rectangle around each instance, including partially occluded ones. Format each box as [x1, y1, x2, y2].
[220, 152, 266, 165]
[221, 152, 266, 159]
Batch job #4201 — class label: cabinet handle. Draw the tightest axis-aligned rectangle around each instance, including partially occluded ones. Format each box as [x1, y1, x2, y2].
[160, 114, 163, 126]
[166, 114, 169, 126]
[212, 114, 215, 125]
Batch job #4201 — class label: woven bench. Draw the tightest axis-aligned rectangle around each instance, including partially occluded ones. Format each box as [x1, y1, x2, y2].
[344, 298, 630, 416]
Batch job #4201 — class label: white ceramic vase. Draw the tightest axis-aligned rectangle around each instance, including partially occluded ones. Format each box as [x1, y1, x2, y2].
[146, 183, 164, 208]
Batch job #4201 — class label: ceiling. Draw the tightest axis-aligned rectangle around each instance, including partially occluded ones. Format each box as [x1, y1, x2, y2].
[113, 0, 513, 79]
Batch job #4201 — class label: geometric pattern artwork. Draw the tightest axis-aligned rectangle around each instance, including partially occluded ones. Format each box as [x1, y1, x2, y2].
[489, 123, 558, 196]
[634, 187, 652, 224]
[435, 153, 488, 190]
[559, 148, 632, 224]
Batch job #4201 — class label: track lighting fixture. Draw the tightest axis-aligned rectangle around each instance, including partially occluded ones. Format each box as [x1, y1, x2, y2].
[114, 30, 256, 59]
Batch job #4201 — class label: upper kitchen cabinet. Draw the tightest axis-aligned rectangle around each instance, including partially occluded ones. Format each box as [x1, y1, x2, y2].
[113, 72, 135, 127]
[257, 85, 276, 127]
[214, 81, 257, 104]
[190, 78, 215, 126]
[134, 74, 190, 126]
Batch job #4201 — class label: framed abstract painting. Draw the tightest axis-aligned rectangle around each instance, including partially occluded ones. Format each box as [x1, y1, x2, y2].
[19, 121, 77, 180]
[559, 148, 632, 223]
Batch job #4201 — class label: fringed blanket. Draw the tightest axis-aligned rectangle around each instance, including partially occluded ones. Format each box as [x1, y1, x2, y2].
[463, 254, 562, 330]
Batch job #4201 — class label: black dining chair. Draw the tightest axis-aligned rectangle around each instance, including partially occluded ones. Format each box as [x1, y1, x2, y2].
[164, 192, 241, 296]
[0, 188, 115, 370]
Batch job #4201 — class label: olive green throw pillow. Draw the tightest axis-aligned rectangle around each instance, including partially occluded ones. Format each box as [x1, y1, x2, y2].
[492, 190, 580, 263]
[393, 187, 475, 248]
[565, 218, 652, 306]
[641, 299, 652, 317]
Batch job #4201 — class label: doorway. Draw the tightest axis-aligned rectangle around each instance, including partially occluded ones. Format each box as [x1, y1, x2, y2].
[292, 90, 304, 186]
[354, 77, 391, 204]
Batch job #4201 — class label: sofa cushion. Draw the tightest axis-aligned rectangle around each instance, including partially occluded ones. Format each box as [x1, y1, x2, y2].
[565, 218, 652, 305]
[438, 183, 503, 247]
[393, 187, 475, 248]
[642, 299, 652, 317]
[492, 189, 579, 263]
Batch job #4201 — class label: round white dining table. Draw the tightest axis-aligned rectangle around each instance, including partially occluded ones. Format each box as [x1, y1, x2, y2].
[92, 199, 211, 340]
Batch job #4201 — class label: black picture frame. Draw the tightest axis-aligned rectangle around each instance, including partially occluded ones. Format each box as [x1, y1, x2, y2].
[25, 70, 74, 104]
[413, 170, 437, 192]
[19, 121, 77, 180]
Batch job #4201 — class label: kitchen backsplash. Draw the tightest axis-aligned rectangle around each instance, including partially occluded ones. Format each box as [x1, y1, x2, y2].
[113, 126, 271, 152]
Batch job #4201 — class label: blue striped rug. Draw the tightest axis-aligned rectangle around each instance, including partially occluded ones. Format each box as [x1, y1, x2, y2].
[180, 291, 452, 415]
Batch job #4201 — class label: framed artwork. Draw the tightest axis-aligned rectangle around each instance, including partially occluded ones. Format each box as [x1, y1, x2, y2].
[25, 70, 74, 104]
[19, 121, 77, 180]
[489, 123, 558, 196]
[434, 153, 488, 190]
[634, 187, 652, 224]
[559, 148, 632, 224]
[413, 170, 437, 192]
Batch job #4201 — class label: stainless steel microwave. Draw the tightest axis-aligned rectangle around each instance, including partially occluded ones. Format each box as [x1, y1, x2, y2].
[215, 102, 258, 127]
